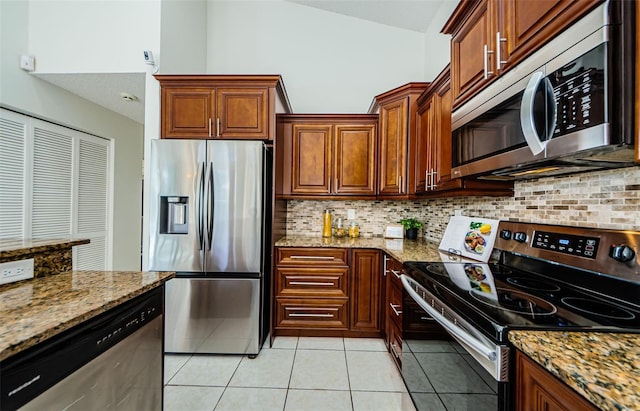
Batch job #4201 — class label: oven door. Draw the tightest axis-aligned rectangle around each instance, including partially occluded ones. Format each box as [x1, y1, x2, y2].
[401, 275, 510, 411]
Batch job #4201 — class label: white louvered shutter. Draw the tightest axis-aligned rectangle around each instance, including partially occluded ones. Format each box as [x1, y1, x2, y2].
[31, 125, 73, 238]
[0, 112, 27, 239]
[74, 137, 109, 270]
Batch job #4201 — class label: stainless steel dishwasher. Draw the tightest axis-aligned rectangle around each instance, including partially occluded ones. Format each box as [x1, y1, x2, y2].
[1, 287, 164, 410]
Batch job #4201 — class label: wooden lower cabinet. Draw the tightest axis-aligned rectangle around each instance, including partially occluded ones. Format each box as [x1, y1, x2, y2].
[383, 254, 404, 369]
[350, 249, 381, 332]
[274, 247, 382, 337]
[515, 350, 598, 411]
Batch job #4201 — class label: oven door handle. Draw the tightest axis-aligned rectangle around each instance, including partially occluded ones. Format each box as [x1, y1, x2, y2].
[401, 275, 497, 362]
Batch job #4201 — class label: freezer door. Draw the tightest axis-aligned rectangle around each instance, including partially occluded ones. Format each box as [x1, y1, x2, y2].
[164, 278, 260, 354]
[205, 141, 263, 273]
[149, 140, 207, 272]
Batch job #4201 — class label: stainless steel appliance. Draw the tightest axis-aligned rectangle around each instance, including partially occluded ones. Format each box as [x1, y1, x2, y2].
[1, 287, 163, 410]
[148, 140, 272, 355]
[451, 0, 636, 180]
[401, 221, 640, 410]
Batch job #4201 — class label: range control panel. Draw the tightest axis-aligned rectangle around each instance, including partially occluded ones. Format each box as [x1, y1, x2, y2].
[532, 231, 600, 259]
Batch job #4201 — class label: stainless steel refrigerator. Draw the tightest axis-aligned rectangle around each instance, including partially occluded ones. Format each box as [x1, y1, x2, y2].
[148, 140, 272, 356]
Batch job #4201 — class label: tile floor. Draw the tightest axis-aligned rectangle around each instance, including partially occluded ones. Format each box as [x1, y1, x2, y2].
[164, 337, 416, 411]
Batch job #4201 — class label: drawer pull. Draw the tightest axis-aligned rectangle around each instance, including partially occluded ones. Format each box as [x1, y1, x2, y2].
[290, 256, 335, 260]
[390, 303, 402, 317]
[420, 316, 436, 321]
[289, 313, 334, 318]
[290, 281, 335, 286]
[390, 269, 402, 279]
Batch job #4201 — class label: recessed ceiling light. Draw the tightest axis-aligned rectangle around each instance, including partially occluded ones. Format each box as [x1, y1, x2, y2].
[120, 92, 138, 102]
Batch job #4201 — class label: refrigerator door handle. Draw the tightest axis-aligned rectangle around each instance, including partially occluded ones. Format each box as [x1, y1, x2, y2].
[206, 161, 215, 250]
[196, 161, 206, 250]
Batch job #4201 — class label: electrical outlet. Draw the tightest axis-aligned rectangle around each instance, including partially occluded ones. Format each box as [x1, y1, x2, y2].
[347, 209, 356, 220]
[0, 258, 34, 285]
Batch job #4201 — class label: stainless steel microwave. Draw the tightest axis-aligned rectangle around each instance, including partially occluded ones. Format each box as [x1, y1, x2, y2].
[451, 0, 636, 180]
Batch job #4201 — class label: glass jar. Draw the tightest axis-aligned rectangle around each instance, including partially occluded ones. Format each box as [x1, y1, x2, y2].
[333, 217, 347, 238]
[348, 221, 360, 238]
[322, 209, 332, 238]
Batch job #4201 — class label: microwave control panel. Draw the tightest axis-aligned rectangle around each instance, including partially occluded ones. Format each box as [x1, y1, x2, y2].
[550, 43, 605, 138]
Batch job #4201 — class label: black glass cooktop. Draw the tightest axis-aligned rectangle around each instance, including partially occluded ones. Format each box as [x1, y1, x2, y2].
[404, 256, 640, 343]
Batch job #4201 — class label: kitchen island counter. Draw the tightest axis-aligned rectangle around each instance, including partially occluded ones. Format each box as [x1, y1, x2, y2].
[509, 330, 640, 411]
[0, 270, 174, 361]
[275, 235, 444, 263]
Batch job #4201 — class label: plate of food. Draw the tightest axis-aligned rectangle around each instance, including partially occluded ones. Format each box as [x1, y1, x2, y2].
[464, 231, 486, 254]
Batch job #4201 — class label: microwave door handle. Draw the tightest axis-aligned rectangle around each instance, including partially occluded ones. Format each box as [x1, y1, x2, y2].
[520, 71, 548, 156]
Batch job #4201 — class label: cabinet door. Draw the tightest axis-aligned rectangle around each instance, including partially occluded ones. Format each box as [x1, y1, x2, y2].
[290, 124, 332, 195]
[350, 249, 381, 332]
[450, 0, 496, 108]
[334, 124, 377, 196]
[216, 88, 269, 139]
[500, 0, 602, 71]
[515, 350, 598, 411]
[378, 98, 408, 195]
[162, 87, 215, 139]
[416, 95, 436, 193]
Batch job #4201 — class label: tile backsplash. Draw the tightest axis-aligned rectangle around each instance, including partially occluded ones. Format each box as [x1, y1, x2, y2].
[285, 166, 640, 241]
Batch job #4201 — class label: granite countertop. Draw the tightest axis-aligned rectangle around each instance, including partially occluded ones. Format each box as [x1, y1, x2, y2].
[0, 238, 90, 259]
[509, 330, 640, 411]
[0, 270, 175, 362]
[274, 235, 449, 263]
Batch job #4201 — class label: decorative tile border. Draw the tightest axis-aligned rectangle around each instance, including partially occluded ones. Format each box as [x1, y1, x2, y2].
[286, 166, 640, 241]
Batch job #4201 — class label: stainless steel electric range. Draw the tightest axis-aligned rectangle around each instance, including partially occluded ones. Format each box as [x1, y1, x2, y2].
[400, 221, 640, 411]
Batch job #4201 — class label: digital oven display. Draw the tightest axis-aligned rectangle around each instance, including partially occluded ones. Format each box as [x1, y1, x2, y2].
[532, 231, 600, 259]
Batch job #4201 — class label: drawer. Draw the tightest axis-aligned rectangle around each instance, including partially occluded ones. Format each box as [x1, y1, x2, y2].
[276, 298, 348, 329]
[276, 267, 348, 297]
[277, 248, 348, 266]
[387, 281, 403, 328]
[388, 319, 402, 370]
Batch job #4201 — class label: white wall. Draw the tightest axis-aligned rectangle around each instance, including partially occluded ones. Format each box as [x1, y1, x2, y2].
[206, 0, 426, 113]
[160, 0, 207, 73]
[27, 0, 160, 73]
[423, 0, 459, 81]
[1, 0, 147, 270]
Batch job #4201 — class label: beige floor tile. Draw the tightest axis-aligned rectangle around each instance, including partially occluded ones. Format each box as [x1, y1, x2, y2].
[290, 349, 350, 390]
[284, 389, 353, 411]
[214, 387, 287, 411]
[229, 348, 295, 388]
[344, 337, 387, 351]
[298, 336, 345, 350]
[271, 336, 299, 349]
[163, 385, 224, 411]
[351, 391, 416, 411]
[347, 351, 407, 392]
[168, 355, 241, 386]
[164, 354, 191, 384]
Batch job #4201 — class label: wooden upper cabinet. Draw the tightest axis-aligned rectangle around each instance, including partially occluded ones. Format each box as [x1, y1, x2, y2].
[443, 0, 602, 109]
[378, 98, 408, 196]
[415, 66, 513, 197]
[156, 75, 292, 140]
[334, 124, 377, 195]
[370, 83, 429, 199]
[447, 0, 497, 109]
[291, 123, 332, 195]
[500, 0, 602, 69]
[277, 114, 378, 199]
[216, 88, 269, 139]
[162, 88, 215, 138]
